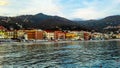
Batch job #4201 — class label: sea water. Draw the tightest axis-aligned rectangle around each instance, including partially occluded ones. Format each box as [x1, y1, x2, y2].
[0, 40, 120, 68]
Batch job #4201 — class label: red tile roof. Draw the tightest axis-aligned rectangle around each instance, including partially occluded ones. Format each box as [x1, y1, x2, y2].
[0, 26, 6, 30]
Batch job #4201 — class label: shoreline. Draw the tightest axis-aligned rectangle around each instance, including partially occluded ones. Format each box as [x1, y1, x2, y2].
[0, 39, 120, 46]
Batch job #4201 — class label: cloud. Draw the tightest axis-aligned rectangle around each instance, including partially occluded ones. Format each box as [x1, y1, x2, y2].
[0, 0, 9, 6]
[116, 0, 120, 2]
[20, 0, 63, 15]
[72, 7, 109, 20]
[20, 0, 66, 18]
[0, 0, 64, 17]
[0, 0, 120, 20]
[70, 0, 120, 20]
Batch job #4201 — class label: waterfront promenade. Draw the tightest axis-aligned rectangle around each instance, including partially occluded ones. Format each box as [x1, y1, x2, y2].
[0, 39, 120, 46]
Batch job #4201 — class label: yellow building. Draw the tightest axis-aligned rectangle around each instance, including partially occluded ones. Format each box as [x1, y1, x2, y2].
[0, 30, 6, 38]
[0, 26, 7, 39]
[6, 31, 14, 39]
[6, 30, 25, 39]
[115, 34, 120, 39]
[17, 30, 25, 38]
[66, 33, 77, 40]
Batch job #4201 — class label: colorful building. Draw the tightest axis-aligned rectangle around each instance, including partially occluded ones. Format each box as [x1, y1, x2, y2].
[0, 26, 7, 39]
[45, 30, 55, 40]
[116, 34, 120, 38]
[54, 31, 65, 40]
[84, 32, 91, 40]
[6, 31, 15, 39]
[78, 31, 84, 40]
[24, 29, 44, 40]
[6, 30, 25, 39]
[66, 32, 77, 40]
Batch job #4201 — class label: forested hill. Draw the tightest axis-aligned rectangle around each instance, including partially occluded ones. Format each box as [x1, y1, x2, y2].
[74, 15, 120, 32]
[0, 13, 86, 31]
[0, 13, 120, 32]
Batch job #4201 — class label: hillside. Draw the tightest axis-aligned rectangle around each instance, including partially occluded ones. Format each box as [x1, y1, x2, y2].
[0, 13, 120, 32]
[0, 13, 85, 30]
[75, 15, 120, 32]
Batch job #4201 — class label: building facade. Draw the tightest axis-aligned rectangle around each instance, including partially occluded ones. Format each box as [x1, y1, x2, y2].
[24, 29, 44, 40]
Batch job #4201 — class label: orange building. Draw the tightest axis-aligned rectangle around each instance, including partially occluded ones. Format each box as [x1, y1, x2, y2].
[84, 32, 91, 40]
[24, 29, 44, 40]
[54, 31, 65, 40]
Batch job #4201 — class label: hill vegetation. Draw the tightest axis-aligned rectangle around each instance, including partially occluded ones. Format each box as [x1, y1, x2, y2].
[0, 13, 120, 32]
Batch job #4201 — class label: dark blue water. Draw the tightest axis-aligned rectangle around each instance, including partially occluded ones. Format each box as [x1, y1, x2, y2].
[0, 40, 120, 68]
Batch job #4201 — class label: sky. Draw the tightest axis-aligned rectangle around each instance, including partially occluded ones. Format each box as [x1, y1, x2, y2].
[0, 0, 120, 20]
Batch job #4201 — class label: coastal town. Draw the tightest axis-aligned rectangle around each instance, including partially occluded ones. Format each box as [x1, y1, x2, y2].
[0, 25, 120, 42]
[0, 0, 120, 68]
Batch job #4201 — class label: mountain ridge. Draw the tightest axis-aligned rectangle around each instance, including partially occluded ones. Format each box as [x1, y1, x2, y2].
[0, 13, 85, 30]
[74, 15, 120, 32]
[0, 13, 120, 32]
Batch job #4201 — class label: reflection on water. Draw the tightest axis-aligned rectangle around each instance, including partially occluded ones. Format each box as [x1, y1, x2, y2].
[0, 41, 120, 68]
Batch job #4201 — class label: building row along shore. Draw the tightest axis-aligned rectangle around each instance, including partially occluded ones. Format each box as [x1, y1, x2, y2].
[0, 26, 120, 42]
